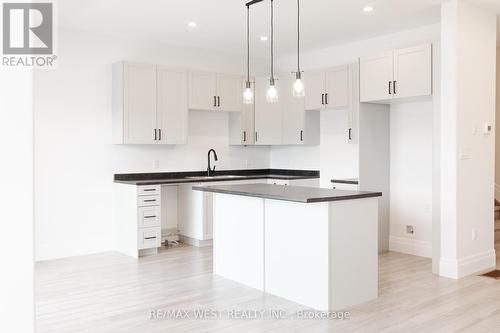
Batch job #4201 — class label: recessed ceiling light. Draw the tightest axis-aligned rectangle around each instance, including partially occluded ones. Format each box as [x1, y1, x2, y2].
[363, 6, 374, 13]
[188, 22, 197, 28]
[260, 36, 268, 41]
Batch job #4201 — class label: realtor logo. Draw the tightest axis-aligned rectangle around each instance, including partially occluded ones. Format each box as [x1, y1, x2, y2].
[3, 2, 52, 54]
[2, 1, 56, 67]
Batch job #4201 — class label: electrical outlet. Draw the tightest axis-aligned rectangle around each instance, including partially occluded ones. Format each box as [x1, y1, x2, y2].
[406, 225, 414, 235]
[471, 228, 477, 240]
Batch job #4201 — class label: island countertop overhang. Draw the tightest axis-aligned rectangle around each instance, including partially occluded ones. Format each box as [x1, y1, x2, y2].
[193, 183, 382, 203]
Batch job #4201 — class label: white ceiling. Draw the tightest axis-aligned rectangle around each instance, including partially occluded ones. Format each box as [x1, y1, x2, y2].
[59, 0, 499, 58]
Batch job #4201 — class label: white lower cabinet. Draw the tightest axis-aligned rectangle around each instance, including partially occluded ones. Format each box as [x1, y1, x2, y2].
[138, 227, 161, 250]
[115, 184, 162, 258]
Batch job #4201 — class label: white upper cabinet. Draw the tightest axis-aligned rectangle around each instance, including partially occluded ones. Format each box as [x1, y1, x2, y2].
[360, 44, 432, 103]
[114, 62, 156, 144]
[304, 65, 349, 110]
[113, 62, 188, 145]
[188, 71, 217, 111]
[304, 71, 326, 110]
[156, 66, 188, 144]
[325, 66, 349, 109]
[229, 81, 255, 145]
[217, 74, 243, 112]
[393, 44, 432, 99]
[281, 74, 307, 145]
[189, 71, 242, 112]
[254, 77, 282, 145]
[359, 52, 394, 102]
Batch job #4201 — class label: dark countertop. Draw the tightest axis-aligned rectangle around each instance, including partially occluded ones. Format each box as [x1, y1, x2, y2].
[193, 183, 382, 203]
[114, 169, 319, 186]
[331, 178, 359, 185]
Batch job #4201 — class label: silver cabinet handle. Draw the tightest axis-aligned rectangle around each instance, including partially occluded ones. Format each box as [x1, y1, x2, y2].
[213, 96, 217, 107]
[325, 93, 329, 105]
[144, 199, 156, 202]
[389, 81, 392, 95]
[321, 93, 324, 105]
[154, 129, 157, 140]
[144, 236, 157, 240]
[393, 80, 397, 94]
[217, 96, 221, 107]
[144, 215, 157, 219]
[300, 130, 303, 142]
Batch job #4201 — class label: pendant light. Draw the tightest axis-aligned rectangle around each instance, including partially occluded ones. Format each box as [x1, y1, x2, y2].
[292, 0, 304, 97]
[243, 4, 254, 104]
[266, 0, 278, 103]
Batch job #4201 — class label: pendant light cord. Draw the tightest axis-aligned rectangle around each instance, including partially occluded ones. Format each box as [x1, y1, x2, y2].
[246, 5, 250, 83]
[270, 0, 274, 81]
[297, 0, 300, 73]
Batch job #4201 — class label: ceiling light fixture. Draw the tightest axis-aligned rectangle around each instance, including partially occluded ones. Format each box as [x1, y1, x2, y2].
[243, 5, 254, 104]
[363, 6, 374, 13]
[260, 36, 268, 41]
[266, 0, 278, 103]
[188, 21, 197, 28]
[292, 0, 304, 97]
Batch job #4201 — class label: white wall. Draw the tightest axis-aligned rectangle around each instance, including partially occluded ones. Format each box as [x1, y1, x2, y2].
[34, 30, 270, 261]
[389, 102, 434, 257]
[0, 69, 34, 332]
[440, 0, 497, 278]
[272, 24, 440, 253]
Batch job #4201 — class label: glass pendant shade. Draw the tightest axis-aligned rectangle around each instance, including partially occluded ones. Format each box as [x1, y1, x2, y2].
[243, 81, 254, 104]
[266, 79, 279, 103]
[293, 72, 305, 97]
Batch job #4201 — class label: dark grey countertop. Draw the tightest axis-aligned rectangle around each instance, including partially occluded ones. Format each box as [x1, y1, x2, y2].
[114, 169, 319, 186]
[193, 183, 382, 203]
[331, 178, 359, 185]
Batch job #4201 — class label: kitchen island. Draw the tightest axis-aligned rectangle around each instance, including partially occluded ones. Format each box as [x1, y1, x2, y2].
[193, 183, 382, 311]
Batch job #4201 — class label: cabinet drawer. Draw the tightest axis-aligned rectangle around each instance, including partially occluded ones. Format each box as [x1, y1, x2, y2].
[138, 227, 161, 249]
[137, 185, 161, 196]
[138, 206, 161, 228]
[137, 195, 160, 207]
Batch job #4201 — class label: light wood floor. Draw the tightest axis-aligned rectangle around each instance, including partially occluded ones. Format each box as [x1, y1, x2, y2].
[36, 245, 500, 333]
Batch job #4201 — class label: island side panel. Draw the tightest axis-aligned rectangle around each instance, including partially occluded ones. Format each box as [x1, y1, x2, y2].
[264, 199, 330, 311]
[328, 197, 379, 310]
[213, 193, 265, 291]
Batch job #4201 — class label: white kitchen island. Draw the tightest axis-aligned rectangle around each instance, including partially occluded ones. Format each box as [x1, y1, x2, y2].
[193, 183, 382, 311]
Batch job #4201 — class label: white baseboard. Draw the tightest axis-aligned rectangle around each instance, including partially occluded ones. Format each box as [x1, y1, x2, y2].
[439, 250, 496, 279]
[179, 235, 213, 247]
[389, 236, 432, 258]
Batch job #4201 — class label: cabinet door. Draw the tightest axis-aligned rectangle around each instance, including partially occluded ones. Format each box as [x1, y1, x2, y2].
[189, 71, 217, 111]
[229, 81, 255, 145]
[359, 51, 393, 102]
[156, 66, 188, 144]
[254, 77, 282, 145]
[217, 74, 242, 112]
[393, 44, 432, 99]
[347, 63, 359, 144]
[123, 62, 157, 144]
[304, 71, 326, 110]
[281, 74, 306, 145]
[325, 65, 349, 109]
